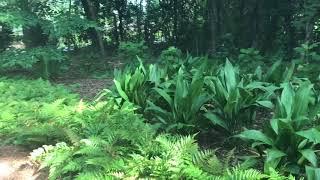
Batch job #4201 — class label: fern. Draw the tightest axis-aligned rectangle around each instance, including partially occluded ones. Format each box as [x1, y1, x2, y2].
[223, 167, 266, 180]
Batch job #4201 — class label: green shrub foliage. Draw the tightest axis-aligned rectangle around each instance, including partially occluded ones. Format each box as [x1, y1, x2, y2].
[238, 80, 320, 175]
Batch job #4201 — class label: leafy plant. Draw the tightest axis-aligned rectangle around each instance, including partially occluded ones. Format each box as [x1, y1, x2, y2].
[160, 46, 183, 64]
[238, 80, 320, 175]
[113, 58, 166, 111]
[118, 41, 148, 61]
[257, 60, 296, 85]
[239, 48, 263, 62]
[293, 42, 320, 84]
[0, 47, 67, 78]
[0, 22, 13, 52]
[294, 42, 320, 63]
[0, 78, 78, 145]
[32, 98, 154, 180]
[238, 48, 264, 71]
[204, 60, 276, 133]
[146, 67, 210, 134]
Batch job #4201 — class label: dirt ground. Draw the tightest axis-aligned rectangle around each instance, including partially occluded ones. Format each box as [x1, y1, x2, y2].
[0, 146, 47, 180]
[54, 78, 113, 100]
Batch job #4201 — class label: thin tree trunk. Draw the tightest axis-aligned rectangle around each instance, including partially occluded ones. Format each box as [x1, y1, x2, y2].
[207, 0, 217, 54]
[251, 0, 259, 48]
[81, 0, 106, 56]
[136, 0, 143, 40]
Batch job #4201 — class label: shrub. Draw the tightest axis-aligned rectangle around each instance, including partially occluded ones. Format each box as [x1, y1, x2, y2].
[0, 78, 78, 145]
[113, 58, 166, 111]
[255, 60, 295, 85]
[118, 41, 148, 61]
[204, 60, 276, 133]
[294, 42, 320, 63]
[238, 80, 320, 175]
[146, 67, 210, 134]
[160, 46, 183, 63]
[0, 23, 13, 52]
[0, 47, 67, 78]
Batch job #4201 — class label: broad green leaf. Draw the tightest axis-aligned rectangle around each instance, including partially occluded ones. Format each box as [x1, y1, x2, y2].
[280, 83, 294, 118]
[300, 149, 317, 167]
[296, 128, 320, 144]
[298, 139, 308, 149]
[270, 119, 279, 134]
[282, 62, 295, 82]
[113, 79, 129, 101]
[204, 112, 228, 130]
[293, 81, 314, 119]
[190, 95, 210, 115]
[224, 59, 237, 92]
[254, 66, 262, 80]
[154, 88, 173, 107]
[256, 100, 274, 109]
[264, 148, 286, 172]
[237, 130, 273, 145]
[265, 60, 281, 82]
[306, 166, 320, 180]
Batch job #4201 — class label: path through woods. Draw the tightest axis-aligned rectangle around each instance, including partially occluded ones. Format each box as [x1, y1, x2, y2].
[0, 146, 47, 180]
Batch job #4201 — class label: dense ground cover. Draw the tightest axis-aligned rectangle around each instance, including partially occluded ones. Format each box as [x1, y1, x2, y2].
[1, 1, 320, 179]
[0, 64, 299, 179]
[2, 46, 320, 179]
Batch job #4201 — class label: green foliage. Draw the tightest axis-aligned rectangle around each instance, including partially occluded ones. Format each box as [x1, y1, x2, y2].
[257, 60, 296, 85]
[0, 10, 39, 27]
[160, 46, 183, 64]
[0, 23, 13, 52]
[204, 60, 276, 133]
[238, 80, 320, 175]
[32, 99, 154, 180]
[0, 78, 78, 145]
[113, 58, 166, 110]
[238, 48, 264, 73]
[294, 42, 320, 62]
[147, 67, 210, 133]
[44, 13, 98, 40]
[0, 47, 67, 78]
[293, 42, 320, 84]
[118, 41, 148, 60]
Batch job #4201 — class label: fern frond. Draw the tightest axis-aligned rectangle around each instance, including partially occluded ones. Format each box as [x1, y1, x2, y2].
[224, 167, 266, 180]
[75, 172, 110, 180]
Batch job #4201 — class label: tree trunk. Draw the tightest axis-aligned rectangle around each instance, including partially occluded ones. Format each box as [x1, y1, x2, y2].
[136, 0, 143, 40]
[251, 0, 259, 48]
[207, 0, 217, 54]
[81, 0, 106, 56]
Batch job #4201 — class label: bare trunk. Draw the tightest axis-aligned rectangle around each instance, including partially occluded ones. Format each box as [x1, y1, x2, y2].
[82, 0, 106, 56]
[207, 0, 217, 54]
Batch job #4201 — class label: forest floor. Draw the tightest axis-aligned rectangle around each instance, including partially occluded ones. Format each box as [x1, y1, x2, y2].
[0, 146, 47, 180]
[54, 78, 113, 100]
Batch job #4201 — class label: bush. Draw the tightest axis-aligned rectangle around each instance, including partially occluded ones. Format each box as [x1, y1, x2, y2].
[0, 23, 13, 52]
[147, 67, 210, 134]
[118, 41, 148, 61]
[0, 78, 78, 145]
[238, 80, 320, 175]
[0, 46, 67, 78]
[204, 60, 276, 133]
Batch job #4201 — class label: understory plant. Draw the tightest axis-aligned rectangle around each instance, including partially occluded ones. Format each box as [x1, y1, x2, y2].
[254, 60, 295, 85]
[118, 41, 148, 61]
[0, 78, 79, 145]
[146, 67, 210, 134]
[204, 60, 276, 133]
[32, 99, 155, 180]
[0, 46, 67, 78]
[238, 80, 320, 175]
[113, 58, 166, 111]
